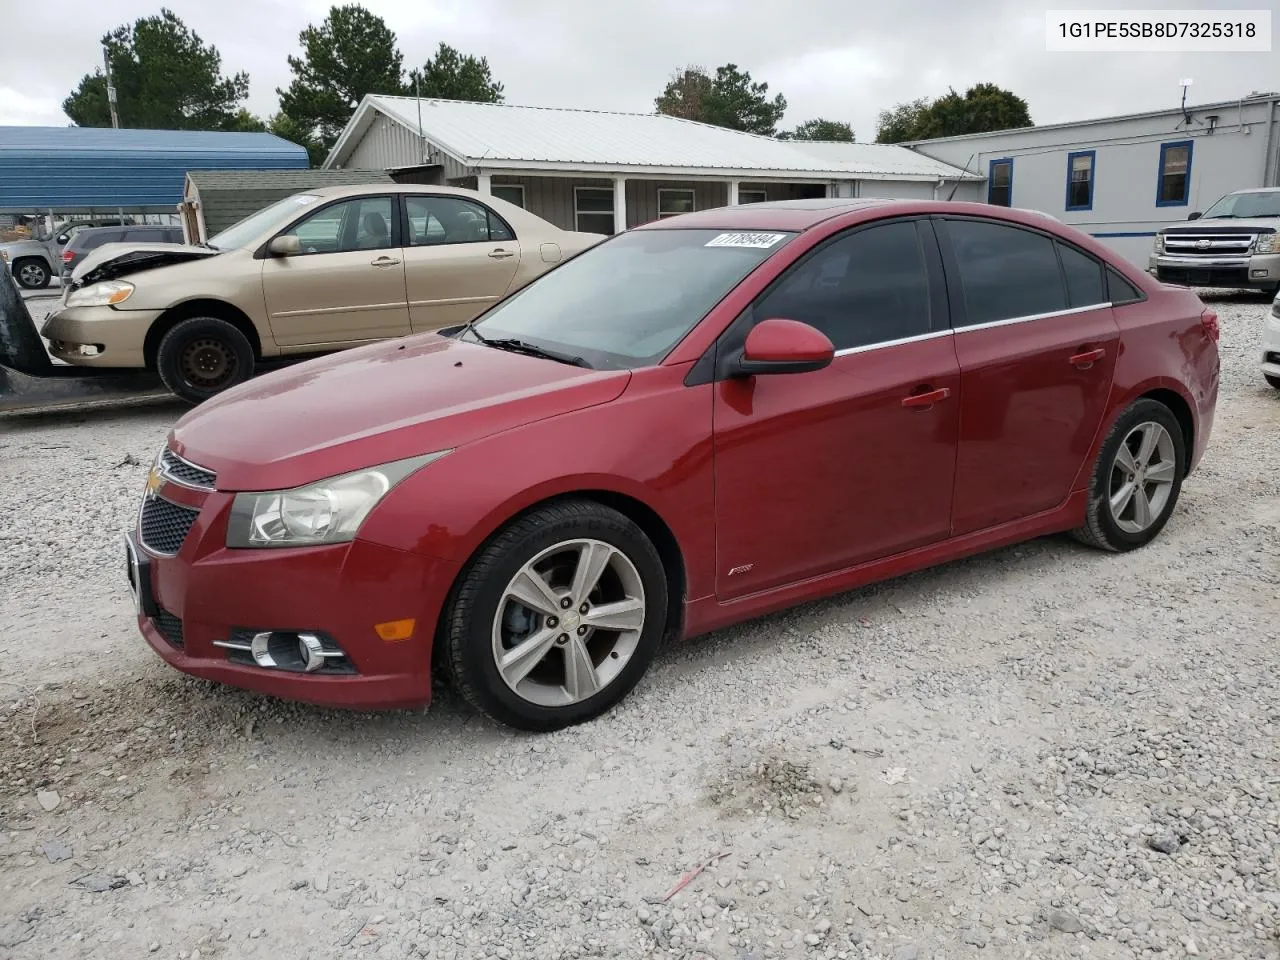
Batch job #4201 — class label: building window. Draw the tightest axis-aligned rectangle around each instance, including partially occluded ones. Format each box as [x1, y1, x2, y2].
[491, 184, 525, 209]
[575, 187, 615, 234]
[987, 158, 1013, 206]
[1065, 150, 1095, 211]
[738, 188, 768, 204]
[1156, 140, 1193, 207]
[658, 188, 695, 218]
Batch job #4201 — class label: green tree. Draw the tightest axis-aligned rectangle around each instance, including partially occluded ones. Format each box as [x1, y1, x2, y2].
[656, 63, 787, 136]
[778, 118, 855, 142]
[267, 112, 325, 167]
[62, 8, 251, 130]
[407, 42, 504, 102]
[276, 4, 405, 157]
[876, 84, 1031, 143]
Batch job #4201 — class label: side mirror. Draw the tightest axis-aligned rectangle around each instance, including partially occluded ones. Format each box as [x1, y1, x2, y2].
[268, 235, 302, 256]
[734, 318, 834, 376]
[56, 234, 69, 245]
[1187, 211, 1202, 220]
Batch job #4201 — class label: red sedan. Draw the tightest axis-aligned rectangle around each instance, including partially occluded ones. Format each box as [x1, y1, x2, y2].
[126, 199, 1219, 731]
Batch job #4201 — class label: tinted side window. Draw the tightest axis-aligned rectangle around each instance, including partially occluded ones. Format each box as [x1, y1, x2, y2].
[79, 232, 116, 250]
[752, 221, 933, 351]
[945, 219, 1067, 326]
[1056, 242, 1106, 307]
[166, 228, 185, 243]
[405, 196, 515, 246]
[124, 228, 164, 242]
[1106, 266, 1144, 305]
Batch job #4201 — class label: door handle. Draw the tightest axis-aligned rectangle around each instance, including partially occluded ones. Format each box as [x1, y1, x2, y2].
[371, 256, 401, 267]
[1069, 347, 1106, 368]
[901, 386, 951, 409]
[488, 249, 515, 260]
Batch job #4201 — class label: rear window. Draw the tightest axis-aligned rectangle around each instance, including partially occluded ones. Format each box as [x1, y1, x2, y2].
[945, 219, 1067, 326]
[1056, 242, 1106, 308]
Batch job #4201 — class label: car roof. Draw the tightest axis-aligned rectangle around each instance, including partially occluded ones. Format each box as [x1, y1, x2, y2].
[635, 198, 1075, 234]
[1228, 186, 1280, 194]
[301, 183, 504, 200]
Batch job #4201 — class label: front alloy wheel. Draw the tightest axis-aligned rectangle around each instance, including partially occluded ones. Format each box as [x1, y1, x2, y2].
[444, 500, 667, 731]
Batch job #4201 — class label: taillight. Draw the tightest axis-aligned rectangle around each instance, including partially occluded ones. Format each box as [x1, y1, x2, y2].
[61, 249, 74, 262]
[1200, 308, 1219, 343]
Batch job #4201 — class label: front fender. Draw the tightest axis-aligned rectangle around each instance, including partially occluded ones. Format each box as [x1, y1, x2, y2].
[356, 364, 718, 602]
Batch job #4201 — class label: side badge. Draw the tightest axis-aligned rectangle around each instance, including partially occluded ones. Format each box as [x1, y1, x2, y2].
[727, 564, 754, 577]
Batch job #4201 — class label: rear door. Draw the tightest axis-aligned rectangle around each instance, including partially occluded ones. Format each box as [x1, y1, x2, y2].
[400, 194, 522, 333]
[935, 216, 1120, 535]
[261, 194, 410, 347]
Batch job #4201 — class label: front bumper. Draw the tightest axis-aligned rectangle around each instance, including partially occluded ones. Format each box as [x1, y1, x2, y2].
[40, 304, 161, 367]
[128, 484, 461, 710]
[1262, 305, 1280, 379]
[1148, 253, 1280, 290]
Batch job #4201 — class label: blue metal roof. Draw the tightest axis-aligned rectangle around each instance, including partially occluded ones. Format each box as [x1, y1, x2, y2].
[0, 126, 309, 212]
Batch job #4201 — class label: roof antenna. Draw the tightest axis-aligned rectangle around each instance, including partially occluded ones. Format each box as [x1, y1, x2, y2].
[1177, 78, 1194, 128]
[946, 153, 977, 201]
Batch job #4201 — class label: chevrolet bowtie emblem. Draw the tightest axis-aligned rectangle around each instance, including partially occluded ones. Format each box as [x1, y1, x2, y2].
[144, 465, 164, 497]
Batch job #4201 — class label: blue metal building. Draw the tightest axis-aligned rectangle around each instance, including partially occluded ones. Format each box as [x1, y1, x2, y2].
[0, 127, 309, 214]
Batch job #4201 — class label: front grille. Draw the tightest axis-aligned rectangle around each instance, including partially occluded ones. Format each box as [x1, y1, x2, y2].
[160, 449, 216, 489]
[1163, 233, 1255, 259]
[153, 609, 184, 649]
[139, 497, 200, 555]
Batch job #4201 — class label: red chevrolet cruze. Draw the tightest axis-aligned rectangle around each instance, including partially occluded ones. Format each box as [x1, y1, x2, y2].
[126, 199, 1219, 731]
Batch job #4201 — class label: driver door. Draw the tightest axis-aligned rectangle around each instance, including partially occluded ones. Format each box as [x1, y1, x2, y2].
[261, 194, 411, 347]
[712, 218, 960, 600]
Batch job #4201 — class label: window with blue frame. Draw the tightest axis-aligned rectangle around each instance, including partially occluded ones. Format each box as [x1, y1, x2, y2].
[1065, 150, 1095, 211]
[1156, 140, 1193, 206]
[988, 158, 1013, 206]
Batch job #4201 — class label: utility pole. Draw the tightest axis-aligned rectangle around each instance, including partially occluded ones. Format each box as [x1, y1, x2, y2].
[103, 43, 120, 129]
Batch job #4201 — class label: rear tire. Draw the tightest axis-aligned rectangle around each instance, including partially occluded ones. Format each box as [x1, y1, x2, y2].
[1073, 399, 1186, 552]
[1266, 374, 1280, 390]
[443, 500, 667, 732]
[156, 316, 254, 405]
[13, 258, 50, 290]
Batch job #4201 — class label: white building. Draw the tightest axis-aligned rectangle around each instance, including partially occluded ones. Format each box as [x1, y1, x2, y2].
[905, 92, 1280, 265]
[323, 96, 982, 234]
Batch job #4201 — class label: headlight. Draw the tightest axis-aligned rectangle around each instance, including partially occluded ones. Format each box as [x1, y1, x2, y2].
[1254, 234, 1277, 254]
[66, 280, 134, 307]
[225, 451, 450, 548]
[1153, 234, 1165, 254]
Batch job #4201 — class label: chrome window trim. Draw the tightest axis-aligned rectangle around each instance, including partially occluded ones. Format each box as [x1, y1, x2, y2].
[833, 327, 953, 357]
[953, 301, 1112, 335]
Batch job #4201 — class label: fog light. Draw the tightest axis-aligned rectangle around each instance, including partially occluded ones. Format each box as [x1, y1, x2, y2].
[1251, 269, 1270, 279]
[297, 632, 325, 672]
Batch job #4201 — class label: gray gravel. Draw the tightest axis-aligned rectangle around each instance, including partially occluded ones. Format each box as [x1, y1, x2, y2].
[0, 291, 1277, 960]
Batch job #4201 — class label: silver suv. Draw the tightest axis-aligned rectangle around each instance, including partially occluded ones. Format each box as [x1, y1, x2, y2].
[1148, 188, 1280, 294]
[0, 218, 133, 290]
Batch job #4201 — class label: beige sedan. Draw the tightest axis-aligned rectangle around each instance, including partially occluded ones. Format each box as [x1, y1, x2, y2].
[41, 184, 603, 403]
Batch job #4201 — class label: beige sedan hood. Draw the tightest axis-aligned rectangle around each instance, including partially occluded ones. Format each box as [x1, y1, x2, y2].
[72, 241, 220, 286]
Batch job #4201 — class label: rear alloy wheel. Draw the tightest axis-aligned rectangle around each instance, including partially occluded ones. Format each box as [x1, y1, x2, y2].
[156, 316, 254, 405]
[13, 258, 50, 290]
[1073, 399, 1186, 552]
[444, 501, 667, 731]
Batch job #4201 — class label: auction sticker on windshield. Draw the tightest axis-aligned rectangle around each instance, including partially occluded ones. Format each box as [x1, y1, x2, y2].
[705, 232, 789, 249]
[293, 195, 320, 205]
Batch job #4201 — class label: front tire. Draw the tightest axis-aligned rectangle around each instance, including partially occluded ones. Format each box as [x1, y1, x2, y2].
[443, 500, 668, 732]
[156, 316, 254, 404]
[13, 258, 50, 290]
[1073, 399, 1186, 552]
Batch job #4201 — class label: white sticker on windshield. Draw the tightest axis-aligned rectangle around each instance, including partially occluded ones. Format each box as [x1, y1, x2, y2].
[293, 194, 321, 205]
[705, 232, 787, 249]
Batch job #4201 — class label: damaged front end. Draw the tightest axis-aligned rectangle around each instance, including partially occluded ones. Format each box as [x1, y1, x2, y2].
[70, 243, 220, 291]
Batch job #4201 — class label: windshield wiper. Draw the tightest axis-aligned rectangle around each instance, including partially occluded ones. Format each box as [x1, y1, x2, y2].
[467, 328, 590, 368]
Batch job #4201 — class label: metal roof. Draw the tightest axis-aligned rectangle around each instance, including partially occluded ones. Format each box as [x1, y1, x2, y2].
[0, 127, 308, 212]
[186, 168, 392, 194]
[327, 97, 979, 182]
[781, 140, 982, 180]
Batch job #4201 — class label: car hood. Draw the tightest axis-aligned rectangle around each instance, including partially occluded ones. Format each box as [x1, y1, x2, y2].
[169, 333, 631, 491]
[1162, 217, 1279, 234]
[73, 242, 219, 286]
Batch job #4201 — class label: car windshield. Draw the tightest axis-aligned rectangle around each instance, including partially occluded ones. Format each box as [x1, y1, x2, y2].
[1201, 191, 1280, 219]
[207, 194, 325, 250]
[465, 228, 797, 370]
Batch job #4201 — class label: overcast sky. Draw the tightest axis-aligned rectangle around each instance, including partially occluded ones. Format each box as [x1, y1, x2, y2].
[1, 0, 1275, 136]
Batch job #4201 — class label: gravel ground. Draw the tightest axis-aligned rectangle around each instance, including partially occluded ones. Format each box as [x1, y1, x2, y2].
[0, 291, 1277, 960]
